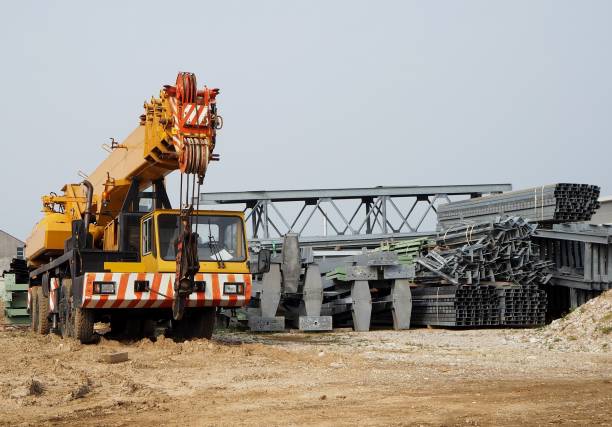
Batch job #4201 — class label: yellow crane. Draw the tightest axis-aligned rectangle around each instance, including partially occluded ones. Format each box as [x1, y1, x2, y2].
[26, 72, 256, 343]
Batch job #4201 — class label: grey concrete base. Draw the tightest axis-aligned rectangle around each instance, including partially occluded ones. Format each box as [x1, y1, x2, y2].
[260, 265, 282, 318]
[351, 280, 372, 332]
[299, 315, 333, 331]
[248, 316, 285, 332]
[303, 265, 324, 317]
[391, 279, 412, 330]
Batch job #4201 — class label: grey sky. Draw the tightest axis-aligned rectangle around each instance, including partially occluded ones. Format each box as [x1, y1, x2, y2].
[1, 1, 611, 240]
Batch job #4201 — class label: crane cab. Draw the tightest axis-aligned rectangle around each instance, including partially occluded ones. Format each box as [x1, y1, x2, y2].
[103, 209, 250, 275]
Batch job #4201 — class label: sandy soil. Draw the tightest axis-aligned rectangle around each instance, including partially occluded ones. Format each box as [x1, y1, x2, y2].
[0, 323, 610, 427]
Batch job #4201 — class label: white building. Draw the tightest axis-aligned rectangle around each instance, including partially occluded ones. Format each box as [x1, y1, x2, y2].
[589, 196, 612, 225]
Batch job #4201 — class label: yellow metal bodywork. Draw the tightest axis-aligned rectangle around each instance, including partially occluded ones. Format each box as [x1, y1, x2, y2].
[102, 210, 250, 275]
[26, 213, 72, 261]
[26, 183, 89, 263]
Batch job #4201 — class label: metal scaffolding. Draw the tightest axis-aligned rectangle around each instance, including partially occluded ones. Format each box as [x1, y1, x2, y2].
[199, 184, 511, 247]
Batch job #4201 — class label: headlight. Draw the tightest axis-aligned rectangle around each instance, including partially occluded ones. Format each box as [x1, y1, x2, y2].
[223, 282, 244, 295]
[93, 281, 116, 295]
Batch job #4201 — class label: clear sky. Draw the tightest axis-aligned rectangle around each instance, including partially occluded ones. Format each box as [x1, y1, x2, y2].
[1, 1, 611, 240]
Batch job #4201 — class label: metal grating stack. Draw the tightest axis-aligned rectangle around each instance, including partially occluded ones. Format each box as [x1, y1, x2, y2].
[495, 283, 547, 326]
[437, 183, 600, 228]
[411, 285, 500, 327]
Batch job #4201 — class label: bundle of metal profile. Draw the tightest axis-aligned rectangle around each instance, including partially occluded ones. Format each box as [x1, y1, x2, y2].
[495, 283, 547, 326]
[437, 183, 600, 228]
[410, 285, 500, 327]
[415, 217, 553, 287]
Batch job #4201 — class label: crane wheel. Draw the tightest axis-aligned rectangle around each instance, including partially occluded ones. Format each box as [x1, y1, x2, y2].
[30, 286, 40, 332]
[36, 287, 50, 335]
[57, 279, 94, 343]
[73, 305, 95, 344]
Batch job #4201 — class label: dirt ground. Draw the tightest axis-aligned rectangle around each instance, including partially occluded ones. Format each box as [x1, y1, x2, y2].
[0, 321, 610, 427]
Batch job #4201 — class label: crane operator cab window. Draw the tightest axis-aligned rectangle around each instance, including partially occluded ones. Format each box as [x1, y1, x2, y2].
[142, 217, 153, 255]
[157, 214, 246, 262]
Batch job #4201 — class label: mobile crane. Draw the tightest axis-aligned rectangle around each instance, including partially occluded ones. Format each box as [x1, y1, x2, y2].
[25, 72, 256, 343]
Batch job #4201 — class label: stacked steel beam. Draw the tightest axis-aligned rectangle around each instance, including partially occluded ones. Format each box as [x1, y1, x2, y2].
[411, 285, 500, 327]
[437, 184, 600, 228]
[411, 217, 551, 327]
[495, 283, 547, 326]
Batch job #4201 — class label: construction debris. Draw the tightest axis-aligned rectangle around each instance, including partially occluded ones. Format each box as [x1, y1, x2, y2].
[437, 183, 600, 228]
[525, 289, 612, 352]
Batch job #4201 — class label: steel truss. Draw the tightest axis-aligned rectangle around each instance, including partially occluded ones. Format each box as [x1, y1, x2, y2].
[199, 184, 511, 246]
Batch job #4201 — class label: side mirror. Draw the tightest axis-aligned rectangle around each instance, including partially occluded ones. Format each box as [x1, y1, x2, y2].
[256, 249, 272, 274]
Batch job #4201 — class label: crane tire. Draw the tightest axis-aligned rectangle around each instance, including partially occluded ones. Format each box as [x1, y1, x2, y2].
[36, 287, 50, 335]
[73, 305, 95, 344]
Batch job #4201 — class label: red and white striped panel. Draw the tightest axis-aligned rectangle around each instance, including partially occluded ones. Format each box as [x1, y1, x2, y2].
[49, 278, 60, 314]
[81, 272, 252, 309]
[181, 103, 209, 126]
[168, 97, 209, 127]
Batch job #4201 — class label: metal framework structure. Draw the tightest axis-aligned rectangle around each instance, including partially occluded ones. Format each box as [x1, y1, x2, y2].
[199, 184, 511, 247]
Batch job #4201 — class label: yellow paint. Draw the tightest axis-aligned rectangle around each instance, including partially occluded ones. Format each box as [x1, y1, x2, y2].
[25, 213, 72, 263]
